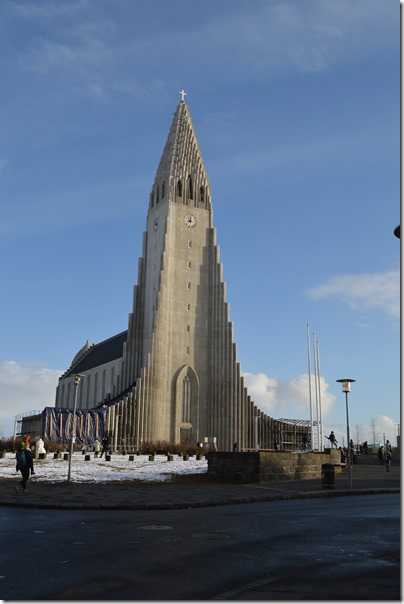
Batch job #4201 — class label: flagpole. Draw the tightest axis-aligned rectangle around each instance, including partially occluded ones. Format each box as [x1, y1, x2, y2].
[313, 332, 320, 451]
[316, 338, 323, 451]
[307, 324, 313, 451]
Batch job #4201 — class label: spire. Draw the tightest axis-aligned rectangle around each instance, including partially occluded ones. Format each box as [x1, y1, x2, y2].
[149, 98, 211, 211]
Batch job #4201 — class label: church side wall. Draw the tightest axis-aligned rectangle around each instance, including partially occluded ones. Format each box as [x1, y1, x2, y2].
[56, 356, 123, 409]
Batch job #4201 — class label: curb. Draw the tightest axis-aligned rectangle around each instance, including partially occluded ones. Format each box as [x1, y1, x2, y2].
[0, 487, 399, 511]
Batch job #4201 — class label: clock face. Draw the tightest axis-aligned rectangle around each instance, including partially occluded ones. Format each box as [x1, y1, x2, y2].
[153, 218, 159, 231]
[185, 214, 197, 228]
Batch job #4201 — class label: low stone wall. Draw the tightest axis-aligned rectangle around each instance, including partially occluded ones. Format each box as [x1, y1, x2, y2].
[207, 449, 342, 483]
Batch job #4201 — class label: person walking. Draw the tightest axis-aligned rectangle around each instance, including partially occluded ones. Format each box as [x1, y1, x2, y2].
[326, 431, 338, 448]
[100, 434, 110, 458]
[377, 445, 384, 465]
[14, 439, 35, 494]
[385, 450, 393, 472]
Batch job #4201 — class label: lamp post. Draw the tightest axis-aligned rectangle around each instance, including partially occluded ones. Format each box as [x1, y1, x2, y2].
[336, 379, 355, 490]
[114, 415, 121, 453]
[67, 374, 86, 482]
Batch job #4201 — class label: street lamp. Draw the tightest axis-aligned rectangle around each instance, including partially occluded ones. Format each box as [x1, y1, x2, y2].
[67, 374, 86, 482]
[336, 379, 355, 490]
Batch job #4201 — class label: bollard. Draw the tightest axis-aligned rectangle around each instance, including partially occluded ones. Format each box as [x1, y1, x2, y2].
[105, 454, 111, 461]
[85, 454, 91, 461]
[63, 453, 69, 461]
[196, 454, 203, 461]
[183, 454, 189, 461]
[129, 455, 134, 461]
[38, 453, 46, 460]
[149, 455, 155, 461]
[167, 454, 174, 461]
[53, 452, 59, 459]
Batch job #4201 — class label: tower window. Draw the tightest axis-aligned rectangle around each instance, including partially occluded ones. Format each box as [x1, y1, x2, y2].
[200, 186, 204, 202]
[188, 241, 192, 248]
[156, 185, 159, 204]
[186, 325, 191, 332]
[162, 182, 165, 198]
[177, 180, 182, 197]
[188, 261, 192, 269]
[188, 176, 193, 200]
[187, 303, 191, 311]
[182, 375, 191, 422]
[187, 282, 191, 290]
[186, 346, 190, 355]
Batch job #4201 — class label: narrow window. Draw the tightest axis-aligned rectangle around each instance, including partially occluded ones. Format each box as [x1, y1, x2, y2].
[177, 180, 182, 197]
[188, 241, 192, 248]
[156, 185, 159, 204]
[162, 182, 165, 198]
[200, 186, 204, 202]
[187, 282, 191, 290]
[186, 346, 190, 355]
[187, 261, 192, 269]
[188, 176, 193, 200]
[182, 375, 191, 422]
[186, 325, 191, 333]
[187, 303, 191, 311]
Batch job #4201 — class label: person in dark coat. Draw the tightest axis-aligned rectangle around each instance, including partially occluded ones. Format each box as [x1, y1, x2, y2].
[100, 435, 110, 458]
[377, 446, 384, 465]
[14, 440, 35, 494]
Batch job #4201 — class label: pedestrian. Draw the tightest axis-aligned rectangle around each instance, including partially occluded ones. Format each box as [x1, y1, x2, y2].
[326, 431, 338, 448]
[385, 450, 393, 471]
[363, 441, 368, 456]
[94, 438, 101, 458]
[302, 434, 308, 451]
[386, 440, 392, 453]
[233, 441, 238, 452]
[14, 439, 35, 494]
[377, 445, 384, 465]
[100, 434, 110, 458]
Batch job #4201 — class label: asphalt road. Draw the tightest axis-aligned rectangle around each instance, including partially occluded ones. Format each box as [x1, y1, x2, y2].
[1, 493, 399, 601]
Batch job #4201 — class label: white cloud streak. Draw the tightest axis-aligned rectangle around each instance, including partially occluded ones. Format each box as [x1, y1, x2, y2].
[9, 0, 396, 98]
[305, 270, 400, 319]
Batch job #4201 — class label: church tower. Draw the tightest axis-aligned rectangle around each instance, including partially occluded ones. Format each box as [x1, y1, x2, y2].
[119, 95, 258, 451]
[56, 94, 281, 452]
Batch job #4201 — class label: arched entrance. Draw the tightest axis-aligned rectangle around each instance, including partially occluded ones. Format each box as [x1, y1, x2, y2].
[173, 365, 199, 444]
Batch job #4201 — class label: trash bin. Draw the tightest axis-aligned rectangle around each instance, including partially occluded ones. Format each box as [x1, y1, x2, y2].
[321, 463, 335, 489]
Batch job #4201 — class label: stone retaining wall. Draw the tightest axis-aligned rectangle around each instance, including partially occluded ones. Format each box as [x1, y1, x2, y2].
[207, 449, 342, 483]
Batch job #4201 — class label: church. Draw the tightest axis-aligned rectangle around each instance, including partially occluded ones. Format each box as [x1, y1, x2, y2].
[47, 94, 308, 452]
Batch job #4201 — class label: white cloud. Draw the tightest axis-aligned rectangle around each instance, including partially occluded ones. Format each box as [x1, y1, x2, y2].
[0, 361, 61, 436]
[11, 0, 396, 100]
[243, 372, 336, 419]
[6, 0, 88, 20]
[305, 270, 400, 319]
[0, 159, 9, 178]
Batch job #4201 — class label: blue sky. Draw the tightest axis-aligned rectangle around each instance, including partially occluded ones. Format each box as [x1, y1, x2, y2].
[0, 0, 400, 446]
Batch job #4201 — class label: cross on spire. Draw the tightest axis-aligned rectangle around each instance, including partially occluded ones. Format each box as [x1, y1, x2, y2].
[179, 89, 187, 102]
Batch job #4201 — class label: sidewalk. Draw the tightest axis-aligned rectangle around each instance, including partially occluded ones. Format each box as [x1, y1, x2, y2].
[0, 459, 399, 510]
